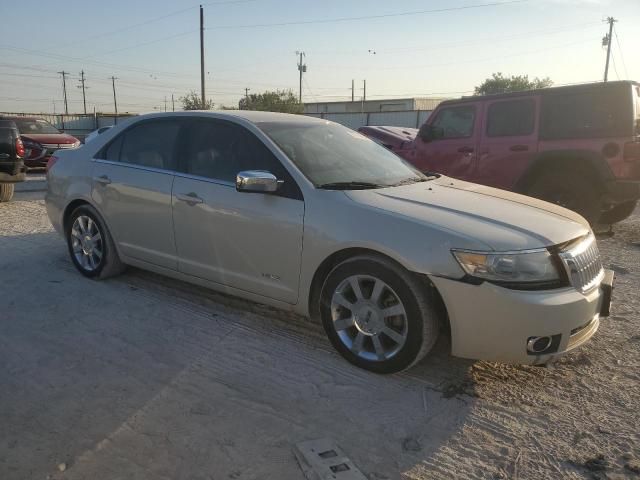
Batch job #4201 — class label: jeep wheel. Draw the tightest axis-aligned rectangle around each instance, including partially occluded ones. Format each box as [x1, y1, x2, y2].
[599, 200, 638, 225]
[0, 183, 14, 202]
[319, 255, 439, 374]
[527, 172, 600, 224]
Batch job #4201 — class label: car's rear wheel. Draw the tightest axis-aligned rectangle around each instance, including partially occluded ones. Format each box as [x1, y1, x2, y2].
[0, 183, 15, 202]
[66, 204, 125, 279]
[527, 172, 600, 224]
[319, 255, 439, 374]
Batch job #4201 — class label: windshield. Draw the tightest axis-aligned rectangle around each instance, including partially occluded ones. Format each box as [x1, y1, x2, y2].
[15, 119, 61, 135]
[258, 121, 425, 188]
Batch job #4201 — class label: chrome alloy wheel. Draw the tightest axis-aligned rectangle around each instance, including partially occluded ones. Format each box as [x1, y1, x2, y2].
[70, 215, 103, 271]
[330, 275, 408, 361]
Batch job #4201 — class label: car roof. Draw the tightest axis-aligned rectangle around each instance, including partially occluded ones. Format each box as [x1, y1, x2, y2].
[132, 110, 327, 125]
[438, 80, 639, 107]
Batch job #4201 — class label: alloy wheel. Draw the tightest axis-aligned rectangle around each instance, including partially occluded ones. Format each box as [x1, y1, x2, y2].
[330, 275, 408, 362]
[70, 215, 103, 272]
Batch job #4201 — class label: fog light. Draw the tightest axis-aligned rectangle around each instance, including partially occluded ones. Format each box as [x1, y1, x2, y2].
[527, 336, 553, 354]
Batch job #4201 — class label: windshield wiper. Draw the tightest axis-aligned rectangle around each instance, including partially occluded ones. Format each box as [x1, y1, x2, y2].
[389, 174, 439, 187]
[317, 181, 385, 190]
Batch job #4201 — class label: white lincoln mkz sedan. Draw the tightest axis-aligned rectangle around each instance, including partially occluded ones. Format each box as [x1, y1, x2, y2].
[45, 111, 614, 373]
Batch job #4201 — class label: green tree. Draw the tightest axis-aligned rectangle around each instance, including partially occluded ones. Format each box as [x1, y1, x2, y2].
[474, 73, 553, 95]
[238, 90, 303, 114]
[180, 91, 214, 110]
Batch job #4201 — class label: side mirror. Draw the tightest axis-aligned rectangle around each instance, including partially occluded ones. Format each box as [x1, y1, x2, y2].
[417, 124, 445, 143]
[236, 170, 282, 193]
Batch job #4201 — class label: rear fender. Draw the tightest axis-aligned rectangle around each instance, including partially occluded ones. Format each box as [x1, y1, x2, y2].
[514, 150, 614, 194]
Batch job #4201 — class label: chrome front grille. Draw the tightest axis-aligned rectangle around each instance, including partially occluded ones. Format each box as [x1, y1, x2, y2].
[559, 234, 604, 293]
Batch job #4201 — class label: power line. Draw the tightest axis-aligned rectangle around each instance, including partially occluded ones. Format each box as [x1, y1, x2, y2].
[314, 38, 595, 71]
[613, 26, 629, 80]
[207, 0, 528, 29]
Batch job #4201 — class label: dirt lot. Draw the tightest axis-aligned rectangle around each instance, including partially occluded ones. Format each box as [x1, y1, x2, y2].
[1, 188, 639, 480]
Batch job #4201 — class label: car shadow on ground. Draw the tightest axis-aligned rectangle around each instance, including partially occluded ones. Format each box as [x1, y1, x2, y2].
[0, 231, 478, 480]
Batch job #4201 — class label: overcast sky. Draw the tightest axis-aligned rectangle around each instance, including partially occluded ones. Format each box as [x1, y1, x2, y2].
[0, 0, 638, 113]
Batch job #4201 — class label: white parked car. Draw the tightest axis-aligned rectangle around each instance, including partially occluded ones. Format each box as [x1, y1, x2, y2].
[83, 126, 112, 144]
[45, 112, 614, 373]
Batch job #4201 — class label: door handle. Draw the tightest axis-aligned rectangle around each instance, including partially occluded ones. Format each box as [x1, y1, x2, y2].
[94, 175, 111, 185]
[176, 192, 203, 205]
[457, 146, 474, 154]
[509, 144, 529, 152]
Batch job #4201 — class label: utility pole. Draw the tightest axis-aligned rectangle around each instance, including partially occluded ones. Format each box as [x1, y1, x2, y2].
[111, 76, 118, 123]
[164, 96, 167, 112]
[77, 70, 88, 114]
[200, 5, 206, 108]
[603, 17, 617, 82]
[351, 79, 355, 102]
[296, 51, 306, 104]
[172, 94, 175, 112]
[58, 71, 69, 115]
[244, 88, 250, 109]
[363, 79, 367, 102]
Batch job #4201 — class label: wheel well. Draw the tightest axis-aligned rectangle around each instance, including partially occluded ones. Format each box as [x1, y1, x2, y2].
[62, 199, 90, 232]
[307, 248, 449, 331]
[516, 154, 606, 194]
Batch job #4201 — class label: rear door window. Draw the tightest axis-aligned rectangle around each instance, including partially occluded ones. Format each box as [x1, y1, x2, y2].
[119, 120, 180, 170]
[430, 106, 476, 138]
[487, 99, 535, 137]
[540, 85, 634, 139]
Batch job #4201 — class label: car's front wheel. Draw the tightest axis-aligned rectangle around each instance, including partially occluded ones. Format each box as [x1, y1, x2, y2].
[320, 255, 439, 373]
[66, 204, 125, 279]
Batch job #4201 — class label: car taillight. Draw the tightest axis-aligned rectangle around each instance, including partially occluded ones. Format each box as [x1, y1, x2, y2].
[623, 142, 640, 162]
[15, 137, 25, 158]
[46, 155, 59, 173]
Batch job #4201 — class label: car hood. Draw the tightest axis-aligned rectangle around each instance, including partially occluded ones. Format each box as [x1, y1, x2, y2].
[345, 177, 590, 251]
[21, 133, 78, 145]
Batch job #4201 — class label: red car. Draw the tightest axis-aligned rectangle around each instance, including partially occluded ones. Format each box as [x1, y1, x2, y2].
[360, 81, 640, 225]
[3, 117, 80, 169]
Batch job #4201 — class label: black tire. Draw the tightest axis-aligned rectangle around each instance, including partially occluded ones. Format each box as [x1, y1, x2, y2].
[66, 204, 125, 279]
[526, 172, 600, 224]
[0, 183, 14, 202]
[319, 255, 439, 374]
[599, 200, 638, 225]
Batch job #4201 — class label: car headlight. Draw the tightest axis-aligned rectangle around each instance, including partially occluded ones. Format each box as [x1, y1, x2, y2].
[452, 249, 561, 285]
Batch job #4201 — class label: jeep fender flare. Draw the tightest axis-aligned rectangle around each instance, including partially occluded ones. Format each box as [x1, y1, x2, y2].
[514, 149, 615, 195]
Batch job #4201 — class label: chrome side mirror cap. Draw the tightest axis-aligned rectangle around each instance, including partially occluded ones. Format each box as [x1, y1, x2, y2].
[236, 170, 282, 193]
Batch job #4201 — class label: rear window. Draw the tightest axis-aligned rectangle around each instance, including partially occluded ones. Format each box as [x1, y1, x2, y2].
[540, 85, 634, 140]
[14, 119, 60, 135]
[487, 99, 535, 137]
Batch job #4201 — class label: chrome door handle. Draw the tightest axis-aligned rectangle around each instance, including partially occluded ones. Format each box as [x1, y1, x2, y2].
[94, 175, 111, 185]
[176, 192, 203, 205]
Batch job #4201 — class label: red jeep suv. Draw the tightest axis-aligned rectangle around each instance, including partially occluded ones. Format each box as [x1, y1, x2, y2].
[360, 81, 640, 225]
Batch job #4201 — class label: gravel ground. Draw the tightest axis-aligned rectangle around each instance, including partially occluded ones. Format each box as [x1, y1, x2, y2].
[0, 190, 638, 480]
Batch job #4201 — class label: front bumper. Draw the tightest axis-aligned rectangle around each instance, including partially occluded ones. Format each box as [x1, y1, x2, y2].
[0, 159, 26, 182]
[430, 270, 613, 365]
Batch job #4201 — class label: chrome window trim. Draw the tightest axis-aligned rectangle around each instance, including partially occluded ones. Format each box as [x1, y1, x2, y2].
[93, 158, 237, 187]
[173, 171, 235, 188]
[92, 158, 174, 176]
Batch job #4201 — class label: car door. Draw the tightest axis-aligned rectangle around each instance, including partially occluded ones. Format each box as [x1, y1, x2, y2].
[172, 118, 304, 304]
[476, 97, 539, 190]
[411, 103, 481, 180]
[91, 118, 181, 270]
